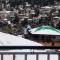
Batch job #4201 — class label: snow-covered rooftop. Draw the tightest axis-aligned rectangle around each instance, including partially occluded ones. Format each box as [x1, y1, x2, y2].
[0, 32, 43, 46]
[29, 25, 60, 35]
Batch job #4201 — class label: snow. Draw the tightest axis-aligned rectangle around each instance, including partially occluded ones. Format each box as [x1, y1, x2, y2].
[0, 11, 10, 14]
[0, 32, 43, 46]
[53, 16, 60, 19]
[30, 29, 60, 35]
[29, 28, 37, 32]
[0, 48, 56, 53]
[0, 49, 47, 52]
[41, 6, 52, 9]
[0, 32, 58, 60]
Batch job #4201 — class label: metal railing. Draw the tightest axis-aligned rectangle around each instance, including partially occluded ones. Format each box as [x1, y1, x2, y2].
[0, 49, 60, 60]
[0, 46, 59, 60]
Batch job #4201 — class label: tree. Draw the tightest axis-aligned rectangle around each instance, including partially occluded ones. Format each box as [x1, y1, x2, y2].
[21, 18, 28, 27]
[58, 9, 60, 16]
[56, 21, 60, 29]
[34, 8, 39, 17]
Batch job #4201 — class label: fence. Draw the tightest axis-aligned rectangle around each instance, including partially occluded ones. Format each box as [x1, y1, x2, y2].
[0, 49, 60, 60]
[0, 46, 59, 60]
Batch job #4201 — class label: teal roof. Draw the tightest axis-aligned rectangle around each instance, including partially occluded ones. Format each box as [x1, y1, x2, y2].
[35, 25, 60, 33]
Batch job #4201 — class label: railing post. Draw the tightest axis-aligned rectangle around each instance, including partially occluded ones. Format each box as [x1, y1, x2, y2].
[13, 54, 15, 60]
[58, 54, 60, 60]
[25, 54, 27, 60]
[1, 54, 3, 60]
[47, 54, 50, 60]
[36, 54, 39, 60]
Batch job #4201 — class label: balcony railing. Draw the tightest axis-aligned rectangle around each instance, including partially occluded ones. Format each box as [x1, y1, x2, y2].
[0, 49, 60, 60]
[0, 46, 59, 60]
